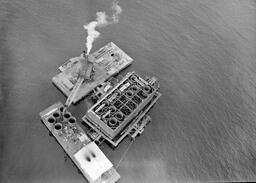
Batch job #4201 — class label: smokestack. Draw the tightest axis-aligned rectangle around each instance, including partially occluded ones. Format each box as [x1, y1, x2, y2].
[83, 1, 122, 55]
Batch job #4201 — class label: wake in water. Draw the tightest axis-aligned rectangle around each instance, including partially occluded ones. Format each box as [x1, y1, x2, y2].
[83, 0, 122, 55]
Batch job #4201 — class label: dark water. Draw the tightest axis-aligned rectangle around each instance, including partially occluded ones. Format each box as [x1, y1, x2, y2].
[1, 0, 256, 182]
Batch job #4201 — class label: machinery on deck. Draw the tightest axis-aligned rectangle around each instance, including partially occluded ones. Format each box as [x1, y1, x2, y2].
[52, 42, 133, 104]
[40, 102, 120, 183]
[62, 54, 93, 114]
[83, 71, 161, 147]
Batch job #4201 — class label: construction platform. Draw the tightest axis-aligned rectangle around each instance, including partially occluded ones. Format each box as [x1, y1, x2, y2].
[40, 42, 161, 183]
[52, 42, 133, 104]
[39, 102, 120, 183]
[82, 71, 161, 147]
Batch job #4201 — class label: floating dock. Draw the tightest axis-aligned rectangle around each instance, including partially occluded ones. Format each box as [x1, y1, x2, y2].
[52, 42, 133, 104]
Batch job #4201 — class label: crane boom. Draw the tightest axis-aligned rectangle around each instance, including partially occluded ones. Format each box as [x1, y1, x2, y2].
[62, 54, 93, 114]
[64, 77, 84, 108]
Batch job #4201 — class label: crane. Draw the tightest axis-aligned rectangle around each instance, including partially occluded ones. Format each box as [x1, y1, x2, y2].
[62, 52, 94, 115]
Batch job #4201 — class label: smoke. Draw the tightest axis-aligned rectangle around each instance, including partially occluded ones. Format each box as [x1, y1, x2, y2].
[83, 0, 122, 55]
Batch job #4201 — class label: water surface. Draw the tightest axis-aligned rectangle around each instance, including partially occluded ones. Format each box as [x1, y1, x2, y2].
[1, 0, 256, 182]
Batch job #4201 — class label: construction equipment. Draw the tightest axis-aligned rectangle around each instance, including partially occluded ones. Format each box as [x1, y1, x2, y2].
[39, 102, 120, 183]
[52, 42, 134, 104]
[39, 42, 161, 183]
[62, 54, 94, 114]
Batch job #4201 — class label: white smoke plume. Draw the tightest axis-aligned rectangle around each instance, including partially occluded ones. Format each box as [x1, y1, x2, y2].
[83, 0, 122, 55]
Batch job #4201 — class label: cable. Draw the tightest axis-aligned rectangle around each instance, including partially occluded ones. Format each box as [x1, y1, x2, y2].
[115, 139, 134, 169]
